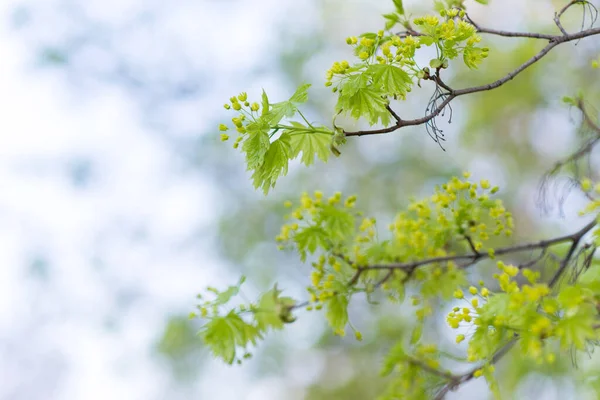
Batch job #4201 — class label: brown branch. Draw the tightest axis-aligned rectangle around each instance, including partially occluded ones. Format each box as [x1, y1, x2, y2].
[464, 235, 481, 256]
[350, 218, 597, 284]
[344, 26, 600, 138]
[433, 337, 518, 400]
[466, 14, 556, 40]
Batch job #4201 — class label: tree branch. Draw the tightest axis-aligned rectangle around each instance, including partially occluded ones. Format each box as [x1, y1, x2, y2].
[433, 337, 518, 400]
[348, 218, 597, 287]
[344, 26, 600, 138]
[466, 14, 556, 40]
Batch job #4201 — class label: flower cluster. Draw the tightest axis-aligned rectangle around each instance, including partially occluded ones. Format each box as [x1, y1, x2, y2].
[449, 258, 600, 366]
[277, 191, 359, 306]
[325, 31, 420, 89]
[392, 173, 512, 262]
[218, 92, 262, 148]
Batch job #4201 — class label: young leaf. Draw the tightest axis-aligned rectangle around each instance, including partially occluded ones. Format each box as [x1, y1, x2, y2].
[261, 89, 270, 117]
[555, 309, 596, 350]
[265, 83, 311, 125]
[393, 0, 405, 15]
[289, 83, 311, 103]
[383, 13, 400, 30]
[294, 225, 329, 261]
[337, 84, 390, 126]
[367, 64, 412, 96]
[251, 132, 292, 193]
[319, 205, 355, 240]
[255, 287, 286, 331]
[243, 122, 270, 170]
[326, 294, 349, 331]
[286, 122, 333, 166]
[212, 276, 246, 306]
[200, 311, 262, 364]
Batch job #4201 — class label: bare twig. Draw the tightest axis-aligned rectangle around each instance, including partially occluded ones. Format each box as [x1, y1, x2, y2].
[555, 0, 580, 35]
[466, 14, 556, 40]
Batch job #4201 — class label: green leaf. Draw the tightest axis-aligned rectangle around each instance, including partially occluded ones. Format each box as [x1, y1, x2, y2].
[383, 13, 400, 30]
[319, 205, 355, 240]
[410, 324, 422, 344]
[337, 84, 389, 126]
[381, 341, 406, 376]
[255, 286, 297, 331]
[419, 36, 435, 46]
[475, 0, 489, 4]
[392, 0, 405, 15]
[286, 122, 332, 166]
[255, 287, 285, 331]
[267, 101, 297, 126]
[294, 225, 329, 261]
[261, 89, 270, 116]
[212, 276, 246, 306]
[265, 84, 311, 125]
[289, 83, 311, 103]
[555, 307, 596, 350]
[200, 311, 262, 364]
[367, 64, 412, 96]
[251, 132, 292, 193]
[243, 122, 270, 170]
[326, 294, 349, 331]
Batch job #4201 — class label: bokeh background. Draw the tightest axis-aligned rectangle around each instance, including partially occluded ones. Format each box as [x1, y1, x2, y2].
[1, 0, 599, 399]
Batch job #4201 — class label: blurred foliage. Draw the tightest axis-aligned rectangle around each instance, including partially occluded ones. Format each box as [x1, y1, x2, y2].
[156, 316, 205, 382]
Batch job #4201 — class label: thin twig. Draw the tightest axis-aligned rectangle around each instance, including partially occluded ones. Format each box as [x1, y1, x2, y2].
[466, 14, 556, 40]
[555, 0, 581, 35]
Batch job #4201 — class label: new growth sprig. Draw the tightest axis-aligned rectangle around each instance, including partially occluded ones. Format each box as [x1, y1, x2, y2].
[220, 85, 335, 193]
